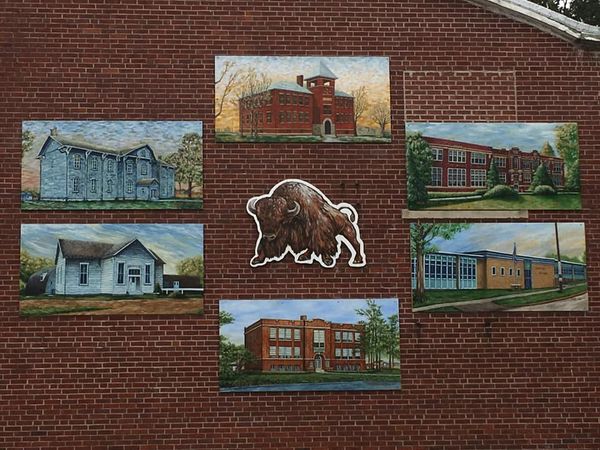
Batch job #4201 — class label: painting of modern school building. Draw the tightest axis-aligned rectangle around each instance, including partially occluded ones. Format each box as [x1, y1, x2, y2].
[424, 136, 565, 192]
[238, 62, 355, 137]
[411, 250, 586, 291]
[244, 316, 365, 373]
[36, 128, 176, 201]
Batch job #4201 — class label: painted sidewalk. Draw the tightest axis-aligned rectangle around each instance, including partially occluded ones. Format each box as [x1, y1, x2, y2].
[221, 380, 401, 392]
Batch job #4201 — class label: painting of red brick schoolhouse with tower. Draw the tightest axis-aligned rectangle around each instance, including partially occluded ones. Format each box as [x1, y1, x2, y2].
[406, 122, 581, 211]
[21, 121, 203, 210]
[215, 56, 391, 143]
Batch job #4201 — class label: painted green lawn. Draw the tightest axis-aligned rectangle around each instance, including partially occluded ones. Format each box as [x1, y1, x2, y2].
[493, 283, 587, 307]
[216, 132, 391, 143]
[414, 289, 526, 307]
[22, 199, 203, 210]
[21, 294, 171, 301]
[420, 193, 581, 210]
[428, 191, 482, 199]
[221, 369, 400, 388]
[21, 306, 109, 317]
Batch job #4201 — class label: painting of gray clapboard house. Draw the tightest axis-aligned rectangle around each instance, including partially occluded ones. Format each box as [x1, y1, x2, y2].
[37, 128, 176, 203]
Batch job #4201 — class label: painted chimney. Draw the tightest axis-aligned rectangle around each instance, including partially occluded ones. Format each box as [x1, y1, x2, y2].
[300, 315, 307, 321]
[296, 75, 304, 87]
[50, 127, 58, 137]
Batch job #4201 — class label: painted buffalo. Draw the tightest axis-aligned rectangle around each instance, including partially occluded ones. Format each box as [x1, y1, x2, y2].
[247, 179, 366, 268]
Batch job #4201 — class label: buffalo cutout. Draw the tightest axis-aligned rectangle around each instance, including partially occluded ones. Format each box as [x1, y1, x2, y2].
[247, 179, 366, 268]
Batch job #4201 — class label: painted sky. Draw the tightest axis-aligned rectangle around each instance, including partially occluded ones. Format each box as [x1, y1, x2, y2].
[21, 224, 203, 274]
[220, 298, 398, 345]
[406, 122, 577, 153]
[425, 223, 586, 260]
[21, 121, 203, 190]
[215, 56, 391, 132]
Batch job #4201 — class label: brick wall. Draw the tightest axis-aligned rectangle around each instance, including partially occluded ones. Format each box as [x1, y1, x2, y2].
[1, 0, 599, 448]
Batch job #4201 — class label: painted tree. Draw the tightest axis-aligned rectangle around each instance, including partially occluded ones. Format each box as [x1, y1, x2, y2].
[219, 311, 255, 381]
[355, 300, 387, 370]
[540, 141, 556, 157]
[236, 68, 272, 138]
[384, 314, 400, 369]
[410, 224, 470, 302]
[555, 123, 580, 191]
[22, 129, 34, 154]
[406, 132, 432, 209]
[171, 132, 203, 198]
[176, 255, 204, 287]
[565, 160, 580, 191]
[215, 60, 242, 119]
[487, 159, 501, 189]
[528, 0, 600, 26]
[370, 101, 391, 137]
[351, 85, 369, 135]
[20, 249, 53, 284]
[530, 163, 555, 190]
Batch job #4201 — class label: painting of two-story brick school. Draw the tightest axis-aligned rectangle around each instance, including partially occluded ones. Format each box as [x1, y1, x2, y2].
[20, 224, 204, 316]
[406, 122, 581, 210]
[215, 56, 391, 143]
[219, 299, 400, 392]
[21, 121, 202, 210]
[411, 223, 587, 312]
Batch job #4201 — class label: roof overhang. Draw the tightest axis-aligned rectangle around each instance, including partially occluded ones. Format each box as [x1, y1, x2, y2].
[466, 0, 600, 50]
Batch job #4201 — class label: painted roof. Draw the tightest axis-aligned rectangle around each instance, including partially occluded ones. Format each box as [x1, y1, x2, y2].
[56, 238, 165, 264]
[24, 267, 55, 296]
[464, 249, 586, 266]
[305, 61, 338, 80]
[162, 274, 203, 289]
[269, 80, 312, 94]
[467, 0, 600, 49]
[137, 178, 159, 186]
[334, 90, 353, 98]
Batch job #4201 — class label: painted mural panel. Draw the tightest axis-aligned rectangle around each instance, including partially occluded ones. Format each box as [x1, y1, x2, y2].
[22, 121, 203, 210]
[219, 298, 400, 392]
[405, 122, 581, 211]
[410, 222, 587, 312]
[20, 224, 204, 316]
[215, 56, 391, 143]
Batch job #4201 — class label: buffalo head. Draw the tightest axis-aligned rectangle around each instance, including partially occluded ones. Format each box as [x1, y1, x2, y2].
[248, 196, 300, 241]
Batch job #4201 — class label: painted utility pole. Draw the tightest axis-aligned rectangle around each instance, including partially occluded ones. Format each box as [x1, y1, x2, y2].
[555, 222, 563, 292]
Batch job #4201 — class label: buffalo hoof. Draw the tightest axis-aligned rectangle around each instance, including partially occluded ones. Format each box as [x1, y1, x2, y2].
[352, 255, 365, 266]
[250, 256, 267, 266]
[322, 255, 335, 267]
[296, 252, 312, 262]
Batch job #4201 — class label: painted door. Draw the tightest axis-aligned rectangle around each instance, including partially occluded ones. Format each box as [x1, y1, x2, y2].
[151, 188, 158, 200]
[128, 268, 142, 294]
[324, 120, 332, 135]
[314, 355, 323, 371]
[524, 259, 532, 289]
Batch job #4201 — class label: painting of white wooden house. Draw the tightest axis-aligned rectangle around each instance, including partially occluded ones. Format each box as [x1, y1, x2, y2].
[37, 128, 176, 202]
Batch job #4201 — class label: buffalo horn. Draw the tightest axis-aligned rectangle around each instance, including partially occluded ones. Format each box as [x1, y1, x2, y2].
[287, 201, 300, 217]
[248, 198, 258, 214]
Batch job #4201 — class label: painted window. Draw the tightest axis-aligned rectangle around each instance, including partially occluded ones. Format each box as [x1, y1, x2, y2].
[269, 346, 277, 357]
[293, 329, 300, 340]
[144, 263, 151, 285]
[73, 154, 81, 170]
[90, 156, 98, 170]
[343, 331, 352, 342]
[278, 346, 291, 358]
[522, 160, 531, 169]
[293, 347, 301, 358]
[470, 169, 487, 187]
[73, 177, 80, 193]
[141, 162, 148, 175]
[448, 150, 466, 163]
[354, 332, 360, 341]
[471, 152, 487, 165]
[448, 168, 466, 187]
[90, 179, 97, 193]
[513, 157, 520, 169]
[107, 159, 114, 173]
[517, 269, 521, 277]
[313, 329, 325, 351]
[553, 163, 562, 174]
[431, 148, 443, 161]
[493, 157, 506, 168]
[79, 263, 88, 285]
[278, 328, 291, 340]
[509, 267, 514, 276]
[335, 348, 341, 358]
[335, 331, 341, 342]
[266, 112, 271, 123]
[491, 266, 497, 276]
[279, 93, 285, 104]
[499, 173, 507, 183]
[430, 167, 442, 186]
[126, 180, 133, 193]
[355, 348, 361, 358]
[126, 160, 133, 174]
[279, 112, 285, 123]
[107, 179, 113, 193]
[459, 257, 477, 289]
[269, 328, 276, 339]
[523, 172, 531, 183]
[500, 267, 506, 276]
[117, 262, 125, 284]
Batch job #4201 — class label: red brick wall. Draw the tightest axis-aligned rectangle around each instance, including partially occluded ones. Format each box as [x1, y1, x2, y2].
[2, 0, 600, 449]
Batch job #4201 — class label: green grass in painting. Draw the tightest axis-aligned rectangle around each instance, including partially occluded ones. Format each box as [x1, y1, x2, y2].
[216, 132, 391, 143]
[22, 199, 203, 210]
[21, 306, 109, 317]
[417, 193, 581, 210]
[221, 369, 400, 387]
[428, 191, 482, 199]
[414, 289, 522, 307]
[425, 306, 462, 313]
[493, 283, 587, 307]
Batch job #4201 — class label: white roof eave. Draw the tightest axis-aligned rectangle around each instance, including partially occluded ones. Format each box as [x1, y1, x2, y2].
[465, 0, 600, 49]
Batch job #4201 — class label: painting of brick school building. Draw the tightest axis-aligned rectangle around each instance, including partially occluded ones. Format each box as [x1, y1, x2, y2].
[411, 223, 587, 312]
[22, 121, 203, 210]
[215, 56, 391, 143]
[406, 123, 581, 211]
